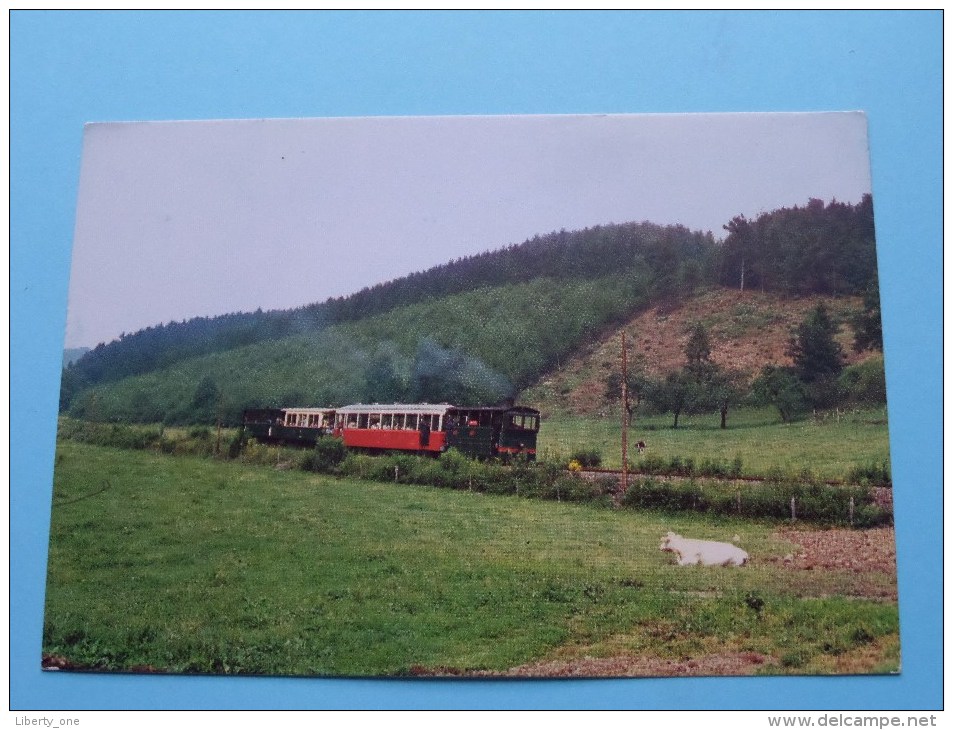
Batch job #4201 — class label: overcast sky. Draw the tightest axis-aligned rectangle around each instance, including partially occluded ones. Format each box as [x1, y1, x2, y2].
[65, 112, 872, 349]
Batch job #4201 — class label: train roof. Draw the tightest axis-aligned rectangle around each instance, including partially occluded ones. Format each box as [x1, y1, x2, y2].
[281, 406, 336, 414]
[335, 403, 453, 416]
[335, 403, 539, 416]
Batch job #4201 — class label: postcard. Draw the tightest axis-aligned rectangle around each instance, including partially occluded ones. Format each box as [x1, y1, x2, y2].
[46, 112, 896, 678]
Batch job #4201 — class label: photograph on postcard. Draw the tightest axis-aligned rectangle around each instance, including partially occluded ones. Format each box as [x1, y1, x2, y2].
[45, 113, 897, 677]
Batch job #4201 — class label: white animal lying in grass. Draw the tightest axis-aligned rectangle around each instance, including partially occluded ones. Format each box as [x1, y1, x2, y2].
[660, 532, 749, 567]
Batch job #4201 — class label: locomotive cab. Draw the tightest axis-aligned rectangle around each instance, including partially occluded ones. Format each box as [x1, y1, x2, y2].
[445, 405, 540, 460]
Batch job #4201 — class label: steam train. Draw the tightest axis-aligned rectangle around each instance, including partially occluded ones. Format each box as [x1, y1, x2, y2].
[241, 402, 541, 460]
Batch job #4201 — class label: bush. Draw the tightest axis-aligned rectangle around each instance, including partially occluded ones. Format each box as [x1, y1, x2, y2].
[847, 461, 892, 488]
[300, 437, 348, 473]
[569, 448, 602, 469]
[621, 478, 707, 512]
[838, 357, 887, 406]
[227, 428, 247, 459]
[187, 425, 212, 440]
[620, 476, 891, 527]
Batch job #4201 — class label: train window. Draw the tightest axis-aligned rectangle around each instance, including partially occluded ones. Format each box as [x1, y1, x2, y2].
[369, 414, 382, 429]
[357, 414, 367, 428]
[406, 414, 418, 430]
[381, 414, 393, 429]
[394, 414, 406, 429]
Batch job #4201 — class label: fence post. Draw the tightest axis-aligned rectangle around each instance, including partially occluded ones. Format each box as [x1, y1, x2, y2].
[395, 466, 399, 483]
[736, 491, 742, 514]
[790, 496, 797, 521]
[849, 496, 855, 526]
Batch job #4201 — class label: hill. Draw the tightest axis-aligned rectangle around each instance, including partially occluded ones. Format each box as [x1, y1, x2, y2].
[65, 274, 656, 424]
[60, 198, 880, 425]
[523, 288, 878, 417]
[60, 219, 716, 405]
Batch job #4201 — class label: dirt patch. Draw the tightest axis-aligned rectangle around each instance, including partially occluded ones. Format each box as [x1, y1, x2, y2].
[42, 654, 163, 673]
[767, 526, 897, 577]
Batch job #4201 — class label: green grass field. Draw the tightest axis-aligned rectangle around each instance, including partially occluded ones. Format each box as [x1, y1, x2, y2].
[44, 441, 898, 677]
[539, 407, 891, 481]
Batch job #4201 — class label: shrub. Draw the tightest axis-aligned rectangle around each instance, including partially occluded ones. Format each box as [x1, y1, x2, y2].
[240, 438, 283, 466]
[227, 428, 247, 459]
[620, 475, 891, 527]
[187, 425, 212, 440]
[636, 454, 668, 475]
[300, 437, 348, 473]
[838, 357, 887, 406]
[569, 448, 602, 469]
[847, 461, 892, 488]
[621, 478, 707, 512]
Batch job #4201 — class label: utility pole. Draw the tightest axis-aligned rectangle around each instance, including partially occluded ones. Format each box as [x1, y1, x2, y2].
[621, 331, 629, 493]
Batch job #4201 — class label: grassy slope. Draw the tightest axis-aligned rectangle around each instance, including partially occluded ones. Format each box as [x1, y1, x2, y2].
[45, 442, 898, 677]
[539, 407, 890, 479]
[69, 274, 652, 422]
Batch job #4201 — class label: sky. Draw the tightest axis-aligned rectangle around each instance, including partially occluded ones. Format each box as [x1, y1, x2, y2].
[66, 111, 872, 349]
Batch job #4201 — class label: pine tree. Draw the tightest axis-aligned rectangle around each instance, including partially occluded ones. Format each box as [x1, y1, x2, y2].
[685, 322, 712, 370]
[787, 303, 844, 383]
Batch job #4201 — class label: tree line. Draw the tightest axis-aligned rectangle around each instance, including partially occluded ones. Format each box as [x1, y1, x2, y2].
[719, 195, 876, 296]
[608, 298, 886, 429]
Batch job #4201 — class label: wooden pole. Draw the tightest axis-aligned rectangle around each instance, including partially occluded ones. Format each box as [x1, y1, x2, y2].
[621, 332, 628, 494]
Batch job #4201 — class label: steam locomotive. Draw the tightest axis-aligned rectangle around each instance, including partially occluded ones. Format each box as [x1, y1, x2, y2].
[241, 402, 540, 460]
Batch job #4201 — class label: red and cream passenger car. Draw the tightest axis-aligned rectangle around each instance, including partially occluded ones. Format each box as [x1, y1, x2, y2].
[333, 403, 450, 455]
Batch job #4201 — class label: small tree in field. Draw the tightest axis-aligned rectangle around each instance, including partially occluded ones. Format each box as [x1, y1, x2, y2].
[649, 370, 707, 429]
[707, 367, 746, 429]
[752, 366, 808, 423]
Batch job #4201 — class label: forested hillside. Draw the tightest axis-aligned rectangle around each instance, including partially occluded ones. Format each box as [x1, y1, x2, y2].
[65, 274, 655, 424]
[61, 197, 880, 425]
[60, 220, 714, 410]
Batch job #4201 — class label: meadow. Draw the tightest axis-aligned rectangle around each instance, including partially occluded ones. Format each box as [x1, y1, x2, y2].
[44, 441, 898, 677]
[539, 407, 891, 482]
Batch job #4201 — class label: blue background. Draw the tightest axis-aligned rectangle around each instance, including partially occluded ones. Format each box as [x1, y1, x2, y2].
[11, 10, 942, 710]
